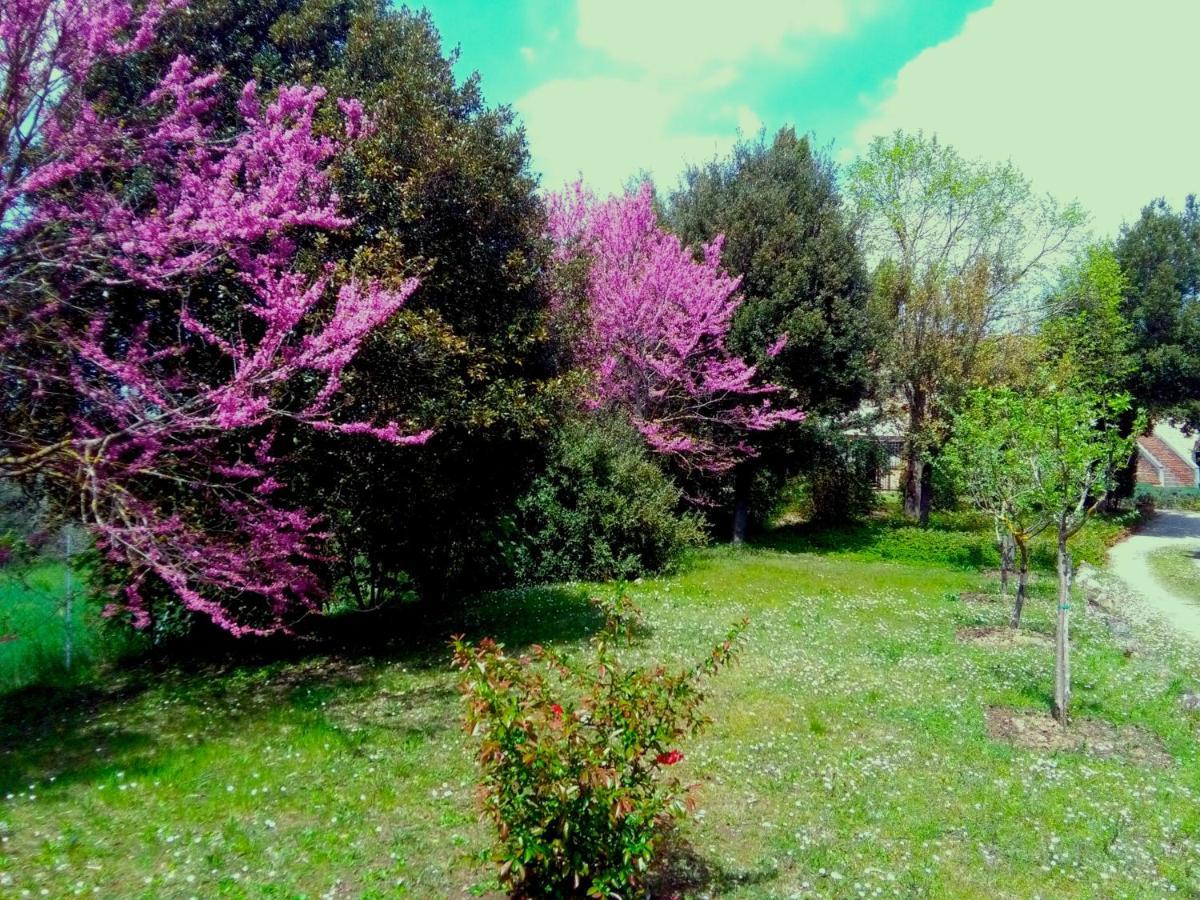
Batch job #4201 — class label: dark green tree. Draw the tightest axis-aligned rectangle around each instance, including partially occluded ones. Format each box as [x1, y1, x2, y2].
[666, 128, 876, 539]
[1114, 196, 1200, 429]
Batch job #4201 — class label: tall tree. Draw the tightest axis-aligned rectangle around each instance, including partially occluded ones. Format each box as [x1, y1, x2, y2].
[666, 128, 875, 539]
[0, 0, 426, 634]
[1113, 196, 1200, 428]
[847, 131, 1086, 523]
[93, 0, 559, 603]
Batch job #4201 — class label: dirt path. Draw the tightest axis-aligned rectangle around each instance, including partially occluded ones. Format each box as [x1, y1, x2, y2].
[1106, 509, 1200, 641]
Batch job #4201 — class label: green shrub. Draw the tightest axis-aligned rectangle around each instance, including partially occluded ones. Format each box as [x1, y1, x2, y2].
[452, 595, 746, 897]
[773, 431, 883, 525]
[505, 418, 704, 583]
[806, 435, 884, 523]
[765, 502, 1138, 573]
[1134, 484, 1200, 512]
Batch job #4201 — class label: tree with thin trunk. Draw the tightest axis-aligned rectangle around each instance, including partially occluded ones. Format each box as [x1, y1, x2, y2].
[1010, 389, 1139, 723]
[846, 132, 1086, 523]
[945, 388, 1049, 629]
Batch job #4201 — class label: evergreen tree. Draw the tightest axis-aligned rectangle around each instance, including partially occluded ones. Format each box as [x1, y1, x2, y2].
[1114, 196, 1200, 428]
[666, 128, 876, 538]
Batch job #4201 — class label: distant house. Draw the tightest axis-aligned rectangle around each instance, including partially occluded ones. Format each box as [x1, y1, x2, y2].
[1136, 422, 1199, 488]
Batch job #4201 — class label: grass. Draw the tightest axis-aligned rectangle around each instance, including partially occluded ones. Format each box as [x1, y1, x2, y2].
[759, 498, 1138, 573]
[1148, 546, 1200, 603]
[2, 510, 1198, 897]
[0, 561, 136, 695]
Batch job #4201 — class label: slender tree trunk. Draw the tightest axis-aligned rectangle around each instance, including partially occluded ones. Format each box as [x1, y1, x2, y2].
[902, 454, 921, 519]
[997, 528, 1013, 598]
[1053, 525, 1072, 724]
[1010, 538, 1029, 629]
[63, 529, 73, 672]
[918, 461, 932, 524]
[902, 388, 928, 523]
[731, 464, 752, 545]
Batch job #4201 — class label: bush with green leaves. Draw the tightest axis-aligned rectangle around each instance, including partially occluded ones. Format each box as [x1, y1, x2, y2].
[451, 595, 747, 897]
[802, 433, 885, 523]
[505, 418, 704, 584]
[1134, 484, 1200, 511]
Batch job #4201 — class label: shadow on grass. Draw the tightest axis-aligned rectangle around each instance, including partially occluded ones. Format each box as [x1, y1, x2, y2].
[754, 511, 1063, 573]
[648, 829, 781, 896]
[0, 583, 604, 795]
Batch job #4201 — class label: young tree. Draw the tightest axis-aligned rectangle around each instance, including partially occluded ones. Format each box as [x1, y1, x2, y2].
[1014, 388, 1138, 722]
[665, 128, 876, 539]
[847, 132, 1086, 523]
[953, 381, 1137, 716]
[0, 0, 427, 635]
[547, 182, 802, 482]
[945, 389, 1048, 628]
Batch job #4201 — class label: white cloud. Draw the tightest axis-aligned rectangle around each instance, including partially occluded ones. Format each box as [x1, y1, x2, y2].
[516, 77, 740, 193]
[734, 105, 762, 136]
[576, 0, 864, 73]
[853, 0, 1200, 237]
[516, 0, 879, 195]
[519, 46, 536, 63]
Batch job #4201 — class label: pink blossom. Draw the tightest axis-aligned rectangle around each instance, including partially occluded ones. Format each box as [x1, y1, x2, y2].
[0, 0, 429, 636]
[548, 182, 803, 475]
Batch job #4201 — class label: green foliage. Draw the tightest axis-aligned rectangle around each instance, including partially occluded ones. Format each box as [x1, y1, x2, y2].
[1043, 245, 1133, 395]
[764, 501, 1135, 572]
[292, 3, 558, 601]
[796, 432, 884, 523]
[666, 128, 875, 417]
[451, 595, 746, 897]
[1114, 196, 1200, 428]
[847, 131, 1085, 520]
[96, 1, 558, 607]
[945, 389, 1048, 543]
[1134, 484, 1200, 511]
[0, 561, 141, 694]
[505, 418, 704, 584]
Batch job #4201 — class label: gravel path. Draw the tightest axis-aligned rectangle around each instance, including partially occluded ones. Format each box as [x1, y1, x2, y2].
[1106, 509, 1200, 642]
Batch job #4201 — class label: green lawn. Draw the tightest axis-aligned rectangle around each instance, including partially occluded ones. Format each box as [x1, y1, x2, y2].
[1148, 546, 1200, 604]
[1, 514, 1198, 897]
[0, 561, 136, 695]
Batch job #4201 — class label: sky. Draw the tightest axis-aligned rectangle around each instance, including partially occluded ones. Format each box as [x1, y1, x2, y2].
[419, 0, 1199, 239]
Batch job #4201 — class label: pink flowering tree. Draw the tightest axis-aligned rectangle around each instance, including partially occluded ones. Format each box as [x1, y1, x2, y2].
[547, 182, 802, 481]
[0, 0, 428, 635]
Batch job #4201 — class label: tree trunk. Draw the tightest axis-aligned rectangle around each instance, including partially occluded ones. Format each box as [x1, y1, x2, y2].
[63, 529, 73, 672]
[731, 464, 752, 545]
[918, 461, 932, 525]
[1053, 525, 1072, 724]
[1010, 538, 1029, 629]
[902, 388, 929, 523]
[997, 529, 1014, 598]
[902, 456, 934, 526]
[902, 454, 922, 520]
